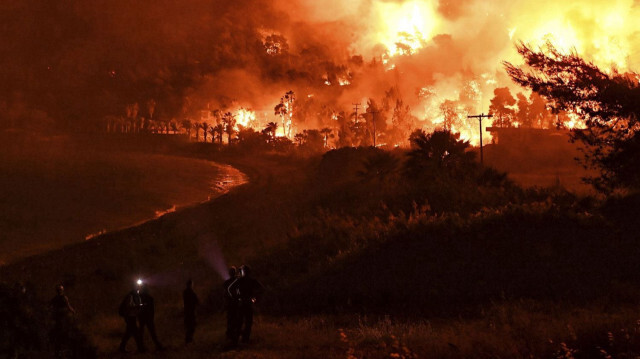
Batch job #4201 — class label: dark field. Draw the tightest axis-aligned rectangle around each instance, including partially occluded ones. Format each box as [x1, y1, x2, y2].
[0, 133, 246, 264]
[2, 137, 640, 358]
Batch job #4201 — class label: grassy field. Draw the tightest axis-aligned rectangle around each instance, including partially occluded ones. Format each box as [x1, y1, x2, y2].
[0, 132, 246, 265]
[2, 137, 640, 358]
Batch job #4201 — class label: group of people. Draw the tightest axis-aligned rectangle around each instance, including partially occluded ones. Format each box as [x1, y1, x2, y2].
[42, 265, 263, 356]
[223, 264, 264, 348]
[116, 264, 262, 354]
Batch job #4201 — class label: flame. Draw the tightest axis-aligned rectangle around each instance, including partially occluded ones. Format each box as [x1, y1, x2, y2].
[235, 108, 257, 129]
[505, 1, 635, 71]
[373, 0, 437, 58]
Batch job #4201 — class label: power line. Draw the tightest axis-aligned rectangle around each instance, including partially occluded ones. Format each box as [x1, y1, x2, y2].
[467, 113, 493, 164]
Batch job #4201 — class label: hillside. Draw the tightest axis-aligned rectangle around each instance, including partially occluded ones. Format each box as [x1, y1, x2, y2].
[2, 141, 640, 358]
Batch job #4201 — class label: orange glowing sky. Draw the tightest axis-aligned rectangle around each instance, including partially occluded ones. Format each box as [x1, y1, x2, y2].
[277, 0, 640, 144]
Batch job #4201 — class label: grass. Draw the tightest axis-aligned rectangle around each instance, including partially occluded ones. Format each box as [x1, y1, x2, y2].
[3, 134, 640, 358]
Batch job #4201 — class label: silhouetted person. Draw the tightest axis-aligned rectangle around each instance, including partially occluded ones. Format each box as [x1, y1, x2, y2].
[223, 266, 239, 346]
[118, 285, 143, 353]
[183, 279, 199, 345]
[138, 284, 164, 351]
[229, 265, 263, 344]
[49, 284, 76, 357]
[5, 282, 43, 358]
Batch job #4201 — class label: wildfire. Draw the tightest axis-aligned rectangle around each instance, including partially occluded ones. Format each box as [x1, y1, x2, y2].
[373, 0, 437, 59]
[194, 1, 636, 148]
[506, 1, 635, 71]
[235, 108, 257, 128]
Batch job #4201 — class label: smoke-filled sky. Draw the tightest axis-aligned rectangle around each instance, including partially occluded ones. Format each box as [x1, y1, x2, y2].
[2, 0, 639, 141]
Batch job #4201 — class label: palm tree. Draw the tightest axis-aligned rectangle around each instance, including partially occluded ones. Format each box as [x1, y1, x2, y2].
[405, 129, 476, 178]
[264, 122, 278, 142]
[274, 102, 287, 137]
[222, 112, 236, 144]
[357, 150, 400, 183]
[181, 119, 193, 139]
[194, 122, 201, 141]
[170, 120, 178, 134]
[201, 122, 209, 142]
[212, 123, 225, 144]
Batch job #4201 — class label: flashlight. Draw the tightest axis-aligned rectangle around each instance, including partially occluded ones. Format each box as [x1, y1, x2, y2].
[137, 279, 143, 286]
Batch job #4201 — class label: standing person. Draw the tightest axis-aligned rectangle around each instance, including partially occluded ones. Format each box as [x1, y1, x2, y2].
[222, 266, 239, 346]
[183, 279, 199, 345]
[138, 284, 164, 352]
[49, 284, 76, 358]
[118, 282, 143, 353]
[229, 265, 264, 344]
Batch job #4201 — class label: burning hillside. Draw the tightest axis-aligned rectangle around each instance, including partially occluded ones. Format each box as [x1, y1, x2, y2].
[1, 0, 638, 146]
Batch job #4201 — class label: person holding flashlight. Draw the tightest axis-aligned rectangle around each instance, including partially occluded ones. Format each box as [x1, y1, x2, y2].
[118, 281, 143, 353]
[229, 265, 263, 344]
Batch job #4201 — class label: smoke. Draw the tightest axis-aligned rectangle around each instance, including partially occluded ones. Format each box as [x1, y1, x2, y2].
[2, 0, 639, 142]
[198, 234, 230, 281]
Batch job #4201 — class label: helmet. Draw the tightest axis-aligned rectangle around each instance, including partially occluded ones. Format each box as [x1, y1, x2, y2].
[228, 266, 237, 278]
[240, 264, 251, 277]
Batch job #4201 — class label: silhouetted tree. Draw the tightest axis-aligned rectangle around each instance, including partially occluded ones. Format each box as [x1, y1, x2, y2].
[439, 100, 458, 131]
[201, 122, 209, 142]
[211, 123, 223, 144]
[222, 112, 236, 144]
[390, 99, 413, 146]
[489, 87, 516, 127]
[516, 93, 530, 127]
[294, 132, 305, 146]
[274, 102, 287, 137]
[181, 119, 193, 139]
[405, 129, 476, 179]
[263, 122, 278, 143]
[505, 41, 640, 192]
[358, 149, 400, 183]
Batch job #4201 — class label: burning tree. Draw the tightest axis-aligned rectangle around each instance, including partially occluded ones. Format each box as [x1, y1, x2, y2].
[263, 122, 278, 143]
[222, 112, 236, 144]
[505, 42, 640, 192]
[489, 87, 516, 127]
[439, 100, 458, 131]
[274, 101, 287, 137]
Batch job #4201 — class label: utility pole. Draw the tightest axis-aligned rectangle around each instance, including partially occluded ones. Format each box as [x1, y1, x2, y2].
[467, 113, 493, 164]
[352, 103, 361, 124]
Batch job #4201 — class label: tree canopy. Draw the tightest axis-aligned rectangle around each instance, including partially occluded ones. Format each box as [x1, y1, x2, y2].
[504, 42, 640, 193]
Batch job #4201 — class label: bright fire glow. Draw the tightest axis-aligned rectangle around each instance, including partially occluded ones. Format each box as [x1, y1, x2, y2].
[235, 108, 257, 128]
[373, 1, 437, 58]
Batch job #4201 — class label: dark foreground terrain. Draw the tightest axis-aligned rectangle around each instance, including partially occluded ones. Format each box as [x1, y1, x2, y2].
[2, 136, 640, 358]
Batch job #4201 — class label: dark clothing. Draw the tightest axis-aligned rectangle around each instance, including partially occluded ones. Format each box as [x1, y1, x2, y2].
[228, 276, 263, 343]
[139, 291, 163, 350]
[223, 277, 239, 343]
[118, 291, 143, 352]
[118, 290, 142, 318]
[50, 294, 72, 323]
[49, 294, 73, 356]
[119, 316, 142, 353]
[183, 287, 199, 344]
[237, 301, 254, 343]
